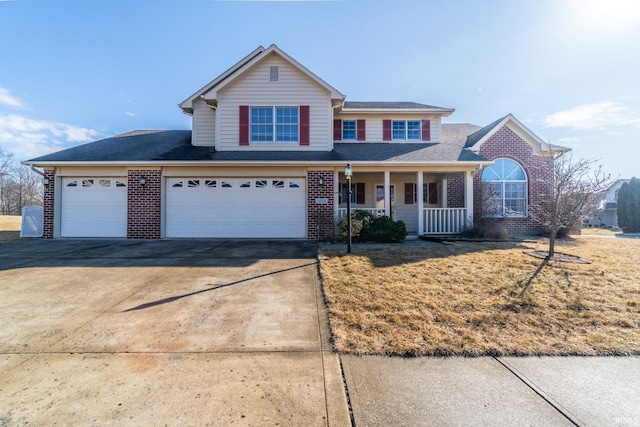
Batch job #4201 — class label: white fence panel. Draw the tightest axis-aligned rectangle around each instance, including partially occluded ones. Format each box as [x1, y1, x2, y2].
[20, 205, 44, 238]
[337, 208, 386, 222]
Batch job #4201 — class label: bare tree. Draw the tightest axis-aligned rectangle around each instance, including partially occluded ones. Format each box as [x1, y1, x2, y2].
[530, 153, 611, 258]
[0, 148, 43, 215]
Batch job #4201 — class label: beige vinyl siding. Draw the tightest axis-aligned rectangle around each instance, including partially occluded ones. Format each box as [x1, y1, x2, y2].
[192, 98, 216, 146]
[216, 55, 332, 151]
[57, 166, 129, 176]
[334, 114, 443, 143]
[163, 166, 307, 177]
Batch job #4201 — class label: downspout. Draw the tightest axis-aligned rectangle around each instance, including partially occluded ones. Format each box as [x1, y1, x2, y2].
[29, 165, 45, 177]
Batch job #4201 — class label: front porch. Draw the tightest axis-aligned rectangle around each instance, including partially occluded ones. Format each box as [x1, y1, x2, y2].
[337, 207, 468, 235]
[333, 169, 476, 235]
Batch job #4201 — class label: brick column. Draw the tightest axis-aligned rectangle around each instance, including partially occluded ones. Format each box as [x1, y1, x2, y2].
[307, 170, 335, 240]
[127, 170, 161, 239]
[42, 170, 55, 239]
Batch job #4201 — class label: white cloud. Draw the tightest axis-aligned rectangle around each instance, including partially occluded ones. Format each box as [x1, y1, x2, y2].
[124, 111, 136, 117]
[0, 114, 99, 160]
[0, 87, 25, 109]
[543, 101, 640, 130]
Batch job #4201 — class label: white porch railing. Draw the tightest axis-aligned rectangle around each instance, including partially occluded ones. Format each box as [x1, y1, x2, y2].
[423, 208, 467, 234]
[336, 208, 386, 221]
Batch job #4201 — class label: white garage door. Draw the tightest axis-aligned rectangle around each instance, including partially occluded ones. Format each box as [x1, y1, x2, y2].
[166, 177, 306, 238]
[61, 178, 128, 237]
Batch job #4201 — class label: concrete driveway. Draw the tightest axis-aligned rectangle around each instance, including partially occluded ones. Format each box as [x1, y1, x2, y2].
[0, 239, 349, 426]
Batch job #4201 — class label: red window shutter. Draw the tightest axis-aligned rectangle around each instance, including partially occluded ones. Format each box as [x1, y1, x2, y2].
[383, 120, 392, 141]
[300, 105, 310, 146]
[239, 105, 249, 146]
[421, 119, 431, 141]
[333, 119, 342, 141]
[404, 183, 414, 205]
[356, 183, 365, 204]
[356, 119, 366, 141]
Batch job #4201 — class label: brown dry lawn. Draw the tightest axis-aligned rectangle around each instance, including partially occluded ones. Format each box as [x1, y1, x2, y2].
[319, 236, 640, 356]
[0, 215, 21, 243]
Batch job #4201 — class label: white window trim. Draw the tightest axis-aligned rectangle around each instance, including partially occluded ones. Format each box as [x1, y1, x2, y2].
[250, 106, 299, 144]
[481, 159, 528, 218]
[392, 120, 421, 141]
[342, 120, 356, 140]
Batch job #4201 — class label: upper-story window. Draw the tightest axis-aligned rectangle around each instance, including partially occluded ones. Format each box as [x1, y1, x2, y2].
[250, 106, 298, 143]
[342, 120, 356, 140]
[392, 120, 421, 140]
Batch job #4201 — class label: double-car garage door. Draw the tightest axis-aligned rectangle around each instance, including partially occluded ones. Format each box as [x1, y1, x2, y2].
[165, 177, 306, 238]
[59, 176, 307, 238]
[166, 178, 306, 238]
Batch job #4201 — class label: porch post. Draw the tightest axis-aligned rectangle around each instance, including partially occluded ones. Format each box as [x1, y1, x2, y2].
[334, 170, 340, 222]
[464, 170, 474, 228]
[417, 171, 424, 235]
[384, 171, 391, 217]
[441, 178, 448, 208]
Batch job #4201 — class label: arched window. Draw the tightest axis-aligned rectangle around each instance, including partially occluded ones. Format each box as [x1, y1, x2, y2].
[481, 158, 527, 217]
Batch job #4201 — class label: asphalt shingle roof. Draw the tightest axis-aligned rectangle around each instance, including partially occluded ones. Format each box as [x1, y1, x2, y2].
[462, 115, 507, 148]
[343, 101, 451, 110]
[28, 128, 488, 164]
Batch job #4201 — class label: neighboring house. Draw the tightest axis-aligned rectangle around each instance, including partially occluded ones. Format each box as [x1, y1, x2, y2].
[591, 179, 630, 227]
[25, 44, 569, 240]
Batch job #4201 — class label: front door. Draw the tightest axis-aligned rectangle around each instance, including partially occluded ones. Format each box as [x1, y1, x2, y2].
[376, 184, 395, 218]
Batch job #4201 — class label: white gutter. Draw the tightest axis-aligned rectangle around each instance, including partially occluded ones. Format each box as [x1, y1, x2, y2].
[23, 159, 494, 168]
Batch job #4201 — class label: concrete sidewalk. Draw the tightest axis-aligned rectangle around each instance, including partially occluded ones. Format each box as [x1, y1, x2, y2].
[0, 239, 350, 426]
[342, 355, 640, 426]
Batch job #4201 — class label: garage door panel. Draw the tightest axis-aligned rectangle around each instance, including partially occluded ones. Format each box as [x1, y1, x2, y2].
[166, 177, 306, 238]
[61, 178, 127, 238]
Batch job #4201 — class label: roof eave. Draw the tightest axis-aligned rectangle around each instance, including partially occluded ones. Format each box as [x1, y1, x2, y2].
[468, 114, 571, 155]
[178, 45, 266, 111]
[23, 159, 492, 168]
[340, 108, 455, 116]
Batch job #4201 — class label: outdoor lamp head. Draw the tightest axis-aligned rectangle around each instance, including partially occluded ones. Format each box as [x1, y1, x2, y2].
[345, 163, 353, 180]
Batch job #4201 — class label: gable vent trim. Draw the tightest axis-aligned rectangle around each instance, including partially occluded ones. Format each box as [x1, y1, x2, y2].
[270, 66, 279, 82]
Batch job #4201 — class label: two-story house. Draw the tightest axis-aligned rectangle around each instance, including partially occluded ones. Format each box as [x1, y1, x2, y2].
[591, 179, 630, 227]
[26, 44, 568, 240]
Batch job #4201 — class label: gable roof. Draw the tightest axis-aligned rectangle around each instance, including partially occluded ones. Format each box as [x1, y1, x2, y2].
[179, 44, 344, 114]
[463, 113, 570, 155]
[178, 46, 266, 114]
[25, 130, 488, 166]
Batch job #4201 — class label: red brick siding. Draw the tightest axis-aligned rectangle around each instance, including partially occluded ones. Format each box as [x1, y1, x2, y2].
[307, 171, 335, 240]
[127, 170, 161, 239]
[42, 170, 55, 239]
[447, 175, 465, 208]
[475, 126, 554, 236]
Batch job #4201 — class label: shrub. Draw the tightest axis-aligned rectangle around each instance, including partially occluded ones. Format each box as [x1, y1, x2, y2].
[359, 216, 408, 243]
[461, 220, 511, 240]
[338, 209, 375, 238]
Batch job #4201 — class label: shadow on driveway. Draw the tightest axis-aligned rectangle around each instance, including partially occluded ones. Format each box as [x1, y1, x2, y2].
[122, 261, 317, 312]
[0, 238, 317, 271]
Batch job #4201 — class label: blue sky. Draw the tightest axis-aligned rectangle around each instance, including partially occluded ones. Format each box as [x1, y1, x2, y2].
[1, 0, 639, 178]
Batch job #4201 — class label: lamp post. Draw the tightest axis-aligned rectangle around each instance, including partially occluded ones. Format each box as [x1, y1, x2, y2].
[345, 162, 353, 253]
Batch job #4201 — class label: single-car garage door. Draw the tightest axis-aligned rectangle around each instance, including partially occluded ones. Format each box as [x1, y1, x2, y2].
[61, 177, 128, 237]
[166, 177, 306, 238]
